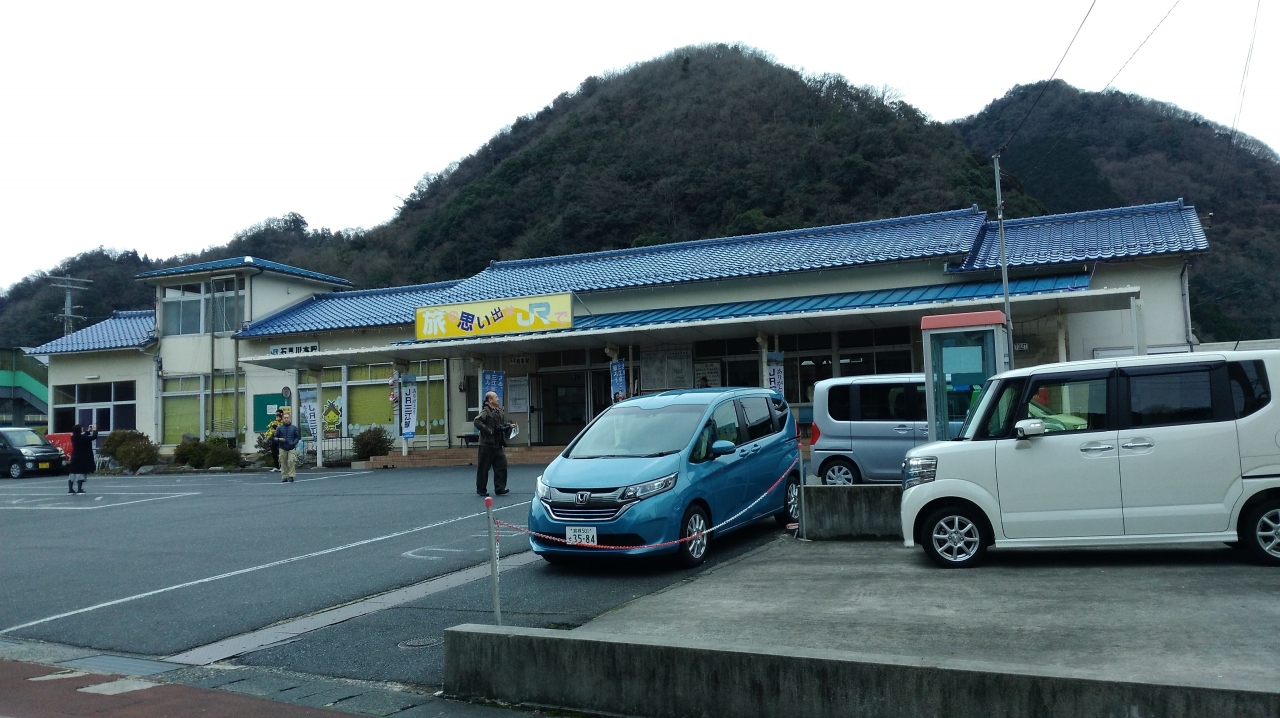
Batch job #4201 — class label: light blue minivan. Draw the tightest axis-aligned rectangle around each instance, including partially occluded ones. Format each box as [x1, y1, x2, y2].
[528, 388, 802, 566]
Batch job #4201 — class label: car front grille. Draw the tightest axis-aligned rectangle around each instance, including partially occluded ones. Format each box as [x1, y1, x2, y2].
[546, 505, 626, 521]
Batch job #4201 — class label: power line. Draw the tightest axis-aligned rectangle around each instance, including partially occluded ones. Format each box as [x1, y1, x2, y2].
[1102, 0, 1182, 91]
[996, 0, 1098, 156]
[1227, 0, 1262, 148]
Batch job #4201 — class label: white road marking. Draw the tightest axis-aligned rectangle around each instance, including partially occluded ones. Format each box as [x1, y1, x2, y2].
[0, 501, 532, 634]
[401, 547, 464, 560]
[0, 494, 198, 510]
[78, 678, 157, 695]
[28, 670, 90, 681]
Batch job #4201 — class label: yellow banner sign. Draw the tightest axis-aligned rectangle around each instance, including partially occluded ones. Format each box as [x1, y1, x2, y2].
[415, 293, 573, 341]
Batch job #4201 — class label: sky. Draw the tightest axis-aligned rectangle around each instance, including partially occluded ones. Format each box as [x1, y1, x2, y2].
[1, 0, 1276, 290]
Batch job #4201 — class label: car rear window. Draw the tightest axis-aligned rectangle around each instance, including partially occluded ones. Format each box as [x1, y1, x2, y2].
[1129, 368, 1213, 428]
[1228, 360, 1271, 419]
[826, 385, 851, 421]
[741, 396, 775, 441]
[858, 384, 913, 422]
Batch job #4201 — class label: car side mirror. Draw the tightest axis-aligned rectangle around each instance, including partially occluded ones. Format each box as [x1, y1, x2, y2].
[1014, 419, 1045, 440]
[711, 439, 736, 457]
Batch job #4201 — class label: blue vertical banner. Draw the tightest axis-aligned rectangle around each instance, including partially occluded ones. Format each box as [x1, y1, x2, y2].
[481, 370, 505, 406]
[609, 360, 627, 403]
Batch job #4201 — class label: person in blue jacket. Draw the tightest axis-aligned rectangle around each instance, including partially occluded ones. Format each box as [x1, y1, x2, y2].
[274, 413, 301, 483]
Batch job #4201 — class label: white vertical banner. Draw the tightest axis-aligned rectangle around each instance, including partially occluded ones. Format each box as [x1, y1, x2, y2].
[400, 382, 418, 438]
[300, 390, 320, 440]
[766, 365, 785, 392]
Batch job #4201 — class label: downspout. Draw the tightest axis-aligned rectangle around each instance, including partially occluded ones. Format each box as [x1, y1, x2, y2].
[208, 275, 215, 439]
[233, 272, 241, 448]
[1180, 261, 1194, 347]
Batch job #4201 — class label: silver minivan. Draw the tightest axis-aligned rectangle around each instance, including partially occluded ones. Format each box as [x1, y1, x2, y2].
[811, 374, 928, 484]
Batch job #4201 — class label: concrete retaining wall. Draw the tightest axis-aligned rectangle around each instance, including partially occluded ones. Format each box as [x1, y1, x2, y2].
[802, 484, 902, 540]
[444, 624, 1280, 718]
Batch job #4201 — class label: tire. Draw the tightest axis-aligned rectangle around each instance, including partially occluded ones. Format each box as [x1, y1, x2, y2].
[7, 461, 22, 480]
[821, 457, 860, 486]
[920, 505, 987, 569]
[776, 473, 801, 528]
[1242, 499, 1280, 567]
[675, 504, 711, 567]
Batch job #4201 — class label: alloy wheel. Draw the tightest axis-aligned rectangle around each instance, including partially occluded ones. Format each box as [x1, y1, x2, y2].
[931, 515, 980, 563]
[8, 462, 21, 479]
[1256, 508, 1280, 558]
[785, 479, 800, 521]
[824, 464, 854, 485]
[685, 512, 708, 559]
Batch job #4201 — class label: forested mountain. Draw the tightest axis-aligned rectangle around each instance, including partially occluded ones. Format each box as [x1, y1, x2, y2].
[953, 80, 1280, 341]
[3, 45, 1275, 348]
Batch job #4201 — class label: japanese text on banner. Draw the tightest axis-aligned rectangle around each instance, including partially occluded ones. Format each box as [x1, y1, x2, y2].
[415, 294, 572, 341]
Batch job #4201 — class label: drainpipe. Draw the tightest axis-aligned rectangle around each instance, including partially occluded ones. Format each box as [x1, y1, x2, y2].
[1180, 262, 1194, 347]
[1056, 312, 1067, 363]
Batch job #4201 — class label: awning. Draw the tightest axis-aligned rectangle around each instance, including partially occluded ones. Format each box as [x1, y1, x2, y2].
[241, 274, 1139, 370]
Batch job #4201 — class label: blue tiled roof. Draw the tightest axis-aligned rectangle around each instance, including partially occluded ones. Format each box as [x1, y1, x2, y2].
[236, 280, 461, 338]
[398, 274, 1089, 344]
[28, 311, 156, 355]
[434, 207, 988, 302]
[136, 256, 353, 286]
[951, 199, 1207, 272]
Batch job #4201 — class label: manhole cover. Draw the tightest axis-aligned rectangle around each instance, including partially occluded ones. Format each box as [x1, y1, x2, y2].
[397, 637, 443, 649]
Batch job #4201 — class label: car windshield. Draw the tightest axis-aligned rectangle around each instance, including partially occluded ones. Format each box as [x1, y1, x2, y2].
[568, 403, 707, 458]
[2, 429, 51, 447]
[957, 380, 996, 440]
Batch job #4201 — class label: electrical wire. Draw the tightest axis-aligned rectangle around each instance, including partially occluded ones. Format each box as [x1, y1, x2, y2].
[996, 0, 1098, 156]
[1102, 0, 1182, 91]
[1227, 0, 1262, 148]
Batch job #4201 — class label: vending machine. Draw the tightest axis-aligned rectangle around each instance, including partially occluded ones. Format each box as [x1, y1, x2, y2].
[921, 311, 1011, 442]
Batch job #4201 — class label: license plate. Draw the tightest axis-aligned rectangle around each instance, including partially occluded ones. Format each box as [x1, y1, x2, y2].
[565, 526, 597, 545]
[38, 463, 49, 469]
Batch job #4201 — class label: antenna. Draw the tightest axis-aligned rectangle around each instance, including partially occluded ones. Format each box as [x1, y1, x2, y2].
[49, 275, 93, 335]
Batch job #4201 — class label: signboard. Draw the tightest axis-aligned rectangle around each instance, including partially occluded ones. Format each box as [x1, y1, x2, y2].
[322, 396, 343, 439]
[694, 361, 721, 388]
[270, 341, 320, 356]
[400, 382, 417, 438]
[299, 388, 320, 440]
[481, 370, 505, 406]
[640, 348, 692, 391]
[507, 377, 530, 413]
[610, 360, 627, 402]
[766, 365, 785, 392]
[252, 393, 288, 433]
[415, 293, 572, 341]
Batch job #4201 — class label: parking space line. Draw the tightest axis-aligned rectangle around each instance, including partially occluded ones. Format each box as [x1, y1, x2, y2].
[0, 494, 199, 510]
[0, 500, 532, 635]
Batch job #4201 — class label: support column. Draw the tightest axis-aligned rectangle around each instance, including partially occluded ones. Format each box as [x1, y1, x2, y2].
[756, 332, 769, 388]
[1131, 297, 1147, 356]
[1056, 312, 1068, 363]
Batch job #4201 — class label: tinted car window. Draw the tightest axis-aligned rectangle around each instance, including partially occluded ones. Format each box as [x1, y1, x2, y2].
[690, 423, 715, 463]
[770, 397, 790, 432]
[979, 379, 1026, 439]
[859, 384, 912, 422]
[1025, 376, 1109, 433]
[1129, 368, 1213, 427]
[712, 401, 744, 445]
[1228, 360, 1271, 419]
[827, 385, 852, 421]
[741, 397, 775, 441]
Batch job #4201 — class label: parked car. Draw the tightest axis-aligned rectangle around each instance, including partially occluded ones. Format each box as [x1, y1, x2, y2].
[811, 374, 930, 484]
[0, 428, 66, 478]
[528, 387, 802, 566]
[900, 351, 1280, 568]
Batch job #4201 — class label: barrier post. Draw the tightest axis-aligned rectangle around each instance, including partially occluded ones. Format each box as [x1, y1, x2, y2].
[798, 452, 807, 539]
[484, 496, 502, 625]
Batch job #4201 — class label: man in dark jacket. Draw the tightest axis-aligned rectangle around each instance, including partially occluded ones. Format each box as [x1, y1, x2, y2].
[474, 391, 510, 496]
[274, 413, 301, 483]
[68, 424, 98, 494]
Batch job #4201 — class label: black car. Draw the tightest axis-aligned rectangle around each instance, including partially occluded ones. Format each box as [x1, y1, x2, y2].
[0, 428, 66, 478]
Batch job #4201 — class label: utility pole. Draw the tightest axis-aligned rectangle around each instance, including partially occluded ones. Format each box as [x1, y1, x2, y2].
[992, 154, 1015, 369]
[50, 275, 93, 336]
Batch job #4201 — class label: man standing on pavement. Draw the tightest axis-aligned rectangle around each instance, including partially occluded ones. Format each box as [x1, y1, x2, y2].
[474, 391, 510, 497]
[274, 413, 301, 483]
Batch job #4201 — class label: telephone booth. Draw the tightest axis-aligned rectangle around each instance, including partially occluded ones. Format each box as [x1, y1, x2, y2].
[921, 311, 1011, 442]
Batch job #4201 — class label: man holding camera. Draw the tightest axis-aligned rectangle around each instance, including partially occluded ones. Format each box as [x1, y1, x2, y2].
[474, 391, 511, 497]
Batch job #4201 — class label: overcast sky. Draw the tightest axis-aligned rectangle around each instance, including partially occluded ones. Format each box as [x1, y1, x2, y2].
[1, 0, 1275, 290]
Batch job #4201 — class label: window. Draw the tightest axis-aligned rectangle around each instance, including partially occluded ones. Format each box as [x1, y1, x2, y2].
[979, 379, 1026, 439]
[1228, 360, 1271, 419]
[210, 277, 245, 333]
[52, 381, 136, 436]
[690, 423, 716, 463]
[711, 401, 743, 445]
[162, 282, 205, 336]
[1025, 375, 1109, 433]
[858, 383, 914, 422]
[770, 397, 790, 430]
[113, 381, 136, 402]
[741, 397, 775, 441]
[163, 395, 200, 444]
[1128, 368, 1213, 428]
[79, 383, 112, 403]
[827, 385, 852, 421]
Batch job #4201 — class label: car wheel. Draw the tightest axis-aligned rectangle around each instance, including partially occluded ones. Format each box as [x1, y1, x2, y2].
[821, 458, 859, 485]
[1243, 499, 1280, 567]
[7, 461, 22, 480]
[776, 473, 801, 527]
[921, 506, 987, 569]
[676, 504, 710, 567]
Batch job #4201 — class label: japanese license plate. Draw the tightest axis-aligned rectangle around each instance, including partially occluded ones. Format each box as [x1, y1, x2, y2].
[565, 526, 597, 545]
[38, 463, 49, 469]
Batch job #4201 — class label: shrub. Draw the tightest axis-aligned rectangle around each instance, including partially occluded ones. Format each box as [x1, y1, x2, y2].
[353, 425, 395, 461]
[173, 439, 209, 468]
[202, 444, 242, 470]
[114, 435, 160, 471]
[99, 430, 148, 459]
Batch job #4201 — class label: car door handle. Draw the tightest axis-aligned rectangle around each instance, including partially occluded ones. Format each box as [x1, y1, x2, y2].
[1080, 444, 1115, 453]
[751, 443, 761, 454]
[738, 447, 750, 456]
[893, 425, 912, 434]
[1121, 441, 1154, 450]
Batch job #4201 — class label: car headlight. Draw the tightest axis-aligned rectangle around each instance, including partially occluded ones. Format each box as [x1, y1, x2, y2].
[902, 456, 938, 490]
[535, 475, 550, 500]
[620, 472, 677, 501]
[20, 448, 35, 458]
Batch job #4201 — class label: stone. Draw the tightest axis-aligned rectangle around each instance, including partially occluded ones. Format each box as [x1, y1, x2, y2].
[136, 465, 159, 475]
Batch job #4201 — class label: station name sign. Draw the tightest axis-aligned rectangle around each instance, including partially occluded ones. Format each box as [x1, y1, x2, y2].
[270, 341, 320, 356]
[415, 293, 573, 341]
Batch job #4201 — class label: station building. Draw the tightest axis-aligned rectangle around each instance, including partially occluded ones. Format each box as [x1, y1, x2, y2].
[30, 199, 1207, 457]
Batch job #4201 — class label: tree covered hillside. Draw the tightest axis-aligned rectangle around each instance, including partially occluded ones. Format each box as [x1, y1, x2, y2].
[953, 80, 1280, 341]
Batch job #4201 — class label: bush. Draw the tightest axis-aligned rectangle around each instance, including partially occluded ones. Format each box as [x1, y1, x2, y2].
[99, 430, 148, 459]
[114, 435, 160, 471]
[353, 425, 395, 460]
[202, 444, 242, 470]
[173, 439, 209, 468]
